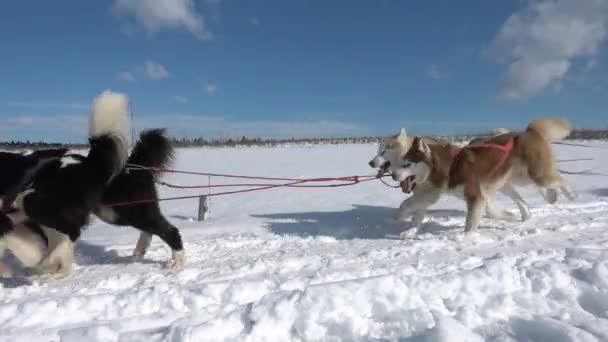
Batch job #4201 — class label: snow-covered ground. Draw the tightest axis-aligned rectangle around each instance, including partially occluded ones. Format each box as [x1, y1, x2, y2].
[2, 142, 608, 342]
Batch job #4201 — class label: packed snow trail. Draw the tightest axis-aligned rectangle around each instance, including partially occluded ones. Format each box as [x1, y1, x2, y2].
[1, 142, 608, 341]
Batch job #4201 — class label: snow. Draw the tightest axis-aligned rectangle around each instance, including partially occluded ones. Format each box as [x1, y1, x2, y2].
[1, 142, 608, 341]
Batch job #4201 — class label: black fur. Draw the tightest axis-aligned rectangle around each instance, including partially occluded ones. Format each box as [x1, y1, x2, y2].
[95, 129, 184, 254]
[1, 129, 182, 264]
[0, 149, 68, 211]
[0, 211, 12, 236]
[20, 134, 125, 242]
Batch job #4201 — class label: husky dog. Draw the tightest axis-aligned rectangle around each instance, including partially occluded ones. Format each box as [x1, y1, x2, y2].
[0, 90, 131, 276]
[369, 129, 528, 235]
[384, 118, 574, 237]
[0, 131, 186, 277]
[94, 128, 185, 268]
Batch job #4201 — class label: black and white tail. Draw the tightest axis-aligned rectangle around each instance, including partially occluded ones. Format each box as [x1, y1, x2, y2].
[87, 90, 131, 184]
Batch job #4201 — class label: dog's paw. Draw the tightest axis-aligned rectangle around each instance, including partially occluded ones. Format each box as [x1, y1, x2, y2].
[166, 250, 186, 269]
[399, 228, 418, 240]
[543, 189, 558, 204]
[563, 188, 577, 201]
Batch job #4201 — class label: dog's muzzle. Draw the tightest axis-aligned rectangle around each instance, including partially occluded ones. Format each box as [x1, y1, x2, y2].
[400, 175, 416, 194]
[375, 161, 391, 178]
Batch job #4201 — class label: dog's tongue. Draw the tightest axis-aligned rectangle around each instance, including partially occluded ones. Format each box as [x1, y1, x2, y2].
[400, 175, 416, 193]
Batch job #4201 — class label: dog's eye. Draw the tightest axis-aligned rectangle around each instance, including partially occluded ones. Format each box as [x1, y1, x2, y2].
[401, 162, 412, 168]
[380, 150, 386, 156]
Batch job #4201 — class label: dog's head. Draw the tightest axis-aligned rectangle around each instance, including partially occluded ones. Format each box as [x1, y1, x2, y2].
[369, 129, 416, 178]
[387, 136, 433, 194]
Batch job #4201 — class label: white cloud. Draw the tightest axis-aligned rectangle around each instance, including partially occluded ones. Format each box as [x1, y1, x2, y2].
[486, 0, 608, 100]
[112, 0, 212, 40]
[143, 60, 170, 79]
[118, 60, 170, 81]
[117, 71, 136, 82]
[427, 64, 448, 81]
[173, 95, 188, 103]
[205, 83, 218, 94]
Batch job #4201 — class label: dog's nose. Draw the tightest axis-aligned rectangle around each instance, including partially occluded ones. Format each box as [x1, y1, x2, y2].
[368, 160, 375, 168]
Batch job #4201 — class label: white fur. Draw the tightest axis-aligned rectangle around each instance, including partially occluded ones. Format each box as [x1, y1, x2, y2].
[36, 226, 74, 276]
[133, 232, 153, 258]
[6, 189, 34, 226]
[96, 206, 118, 224]
[89, 90, 131, 175]
[169, 250, 186, 269]
[90, 90, 131, 140]
[527, 118, 571, 143]
[60, 156, 82, 168]
[2, 224, 47, 267]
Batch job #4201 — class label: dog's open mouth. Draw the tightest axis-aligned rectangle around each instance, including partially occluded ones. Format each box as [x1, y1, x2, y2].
[400, 175, 416, 193]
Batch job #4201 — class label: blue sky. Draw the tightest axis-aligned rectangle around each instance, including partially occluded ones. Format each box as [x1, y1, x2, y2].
[1, 0, 607, 142]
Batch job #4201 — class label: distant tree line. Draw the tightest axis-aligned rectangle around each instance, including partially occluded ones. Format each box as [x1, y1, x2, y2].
[168, 135, 383, 147]
[1, 129, 607, 150]
[0, 140, 86, 150]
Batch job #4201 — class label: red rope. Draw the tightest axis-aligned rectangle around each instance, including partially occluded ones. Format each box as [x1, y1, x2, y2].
[105, 170, 382, 207]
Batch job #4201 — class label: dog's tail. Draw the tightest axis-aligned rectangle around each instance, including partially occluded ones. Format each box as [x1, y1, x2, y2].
[526, 118, 571, 143]
[127, 128, 174, 178]
[87, 90, 131, 184]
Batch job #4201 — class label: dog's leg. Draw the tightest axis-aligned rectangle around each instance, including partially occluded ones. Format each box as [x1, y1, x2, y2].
[484, 198, 515, 220]
[395, 188, 440, 222]
[0, 239, 11, 277]
[155, 220, 185, 269]
[0, 213, 14, 277]
[133, 215, 185, 268]
[500, 184, 530, 221]
[464, 183, 485, 233]
[34, 227, 74, 277]
[559, 180, 577, 201]
[4, 224, 46, 269]
[133, 232, 153, 259]
[395, 188, 440, 239]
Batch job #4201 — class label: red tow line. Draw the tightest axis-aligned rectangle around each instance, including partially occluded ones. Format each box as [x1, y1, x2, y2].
[105, 168, 382, 207]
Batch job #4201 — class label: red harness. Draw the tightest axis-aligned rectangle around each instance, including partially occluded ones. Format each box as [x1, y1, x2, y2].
[449, 137, 515, 176]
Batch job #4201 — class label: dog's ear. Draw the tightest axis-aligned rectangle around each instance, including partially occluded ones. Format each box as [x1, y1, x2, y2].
[413, 137, 431, 159]
[398, 128, 408, 143]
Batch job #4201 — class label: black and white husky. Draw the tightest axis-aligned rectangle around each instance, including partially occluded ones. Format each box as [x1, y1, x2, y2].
[0, 113, 185, 276]
[94, 128, 185, 268]
[0, 90, 131, 276]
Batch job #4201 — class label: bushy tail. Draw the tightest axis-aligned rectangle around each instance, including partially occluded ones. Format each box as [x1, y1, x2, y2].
[127, 128, 174, 178]
[87, 90, 131, 184]
[526, 118, 571, 143]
